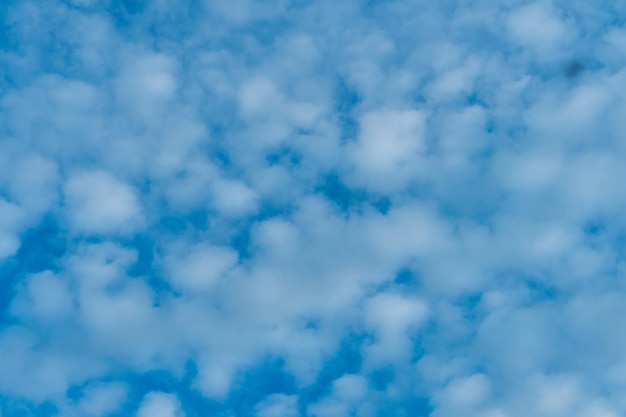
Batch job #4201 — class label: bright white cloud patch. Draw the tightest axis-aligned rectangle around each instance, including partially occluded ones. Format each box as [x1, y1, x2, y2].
[0, 198, 26, 260]
[0, 231, 20, 261]
[11, 270, 73, 322]
[255, 394, 299, 417]
[63, 171, 143, 234]
[210, 178, 259, 217]
[69, 382, 128, 417]
[1, 0, 626, 416]
[164, 242, 238, 292]
[349, 109, 426, 192]
[307, 374, 370, 417]
[136, 392, 184, 417]
[507, 4, 570, 55]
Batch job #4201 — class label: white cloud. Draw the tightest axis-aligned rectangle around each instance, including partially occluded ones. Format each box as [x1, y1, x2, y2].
[72, 382, 128, 417]
[348, 109, 426, 192]
[255, 394, 299, 417]
[307, 400, 347, 417]
[331, 374, 368, 402]
[307, 374, 369, 417]
[0, 231, 20, 261]
[164, 242, 239, 292]
[363, 293, 429, 366]
[211, 178, 259, 217]
[11, 270, 73, 322]
[63, 171, 144, 235]
[0, 326, 104, 401]
[205, 0, 291, 25]
[193, 355, 240, 399]
[2, 0, 626, 416]
[438, 374, 491, 409]
[0, 198, 27, 260]
[116, 52, 179, 124]
[137, 392, 184, 417]
[6, 153, 59, 215]
[507, 4, 571, 56]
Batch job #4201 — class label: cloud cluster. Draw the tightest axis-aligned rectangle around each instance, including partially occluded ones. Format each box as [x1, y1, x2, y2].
[1, 0, 626, 416]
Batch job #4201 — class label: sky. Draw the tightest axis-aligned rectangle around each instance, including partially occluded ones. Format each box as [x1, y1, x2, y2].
[1, 0, 626, 416]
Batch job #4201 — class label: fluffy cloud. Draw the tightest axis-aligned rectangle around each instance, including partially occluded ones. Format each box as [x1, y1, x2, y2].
[255, 394, 299, 417]
[63, 382, 128, 417]
[136, 392, 184, 417]
[1, 0, 626, 416]
[0, 199, 24, 260]
[63, 171, 144, 235]
[348, 109, 427, 192]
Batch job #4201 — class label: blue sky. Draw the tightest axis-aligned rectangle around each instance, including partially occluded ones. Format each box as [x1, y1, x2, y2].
[1, 0, 626, 416]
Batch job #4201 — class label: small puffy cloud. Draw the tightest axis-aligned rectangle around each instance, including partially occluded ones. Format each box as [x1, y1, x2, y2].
[205, 0, 291, 25]
[331, 374, 368, 402]
[507, 3, 571, 56]
[348, 109, 426, 192]
[364, 293, 428, 336]
[363, 293, 429, 366]
[116, 52, 178, 124]
[0, 231, 20, 261]
[0, 198, 27, 260]
[7, 154, 59, 215]
[254, 394, 299, 417]
[211, 178, 259, 217]
[441, 374, 491, 408]
[530, 374, 580, 416]
[236, 75, 322, 151]
[307, 400, 347, 417]
[307, 374, 368, 417]
[0, 327, 103, 401]
[73, 382, 128, 417]
[67, 0, 97, 7]
[137, 392, 184, 417]
[239, 76, 284, 119]
[164, 242, 239, 292]
[63, 171, 144, 235]
[426, 58, 482, 103]
[193, 356, 240, 399]
[11, 270, 73, 322]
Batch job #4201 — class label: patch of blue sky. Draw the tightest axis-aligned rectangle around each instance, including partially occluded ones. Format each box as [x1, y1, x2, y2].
[333, 77, 360, 143]
[315, 173, 391, 214]
[0, 215, 66, 321]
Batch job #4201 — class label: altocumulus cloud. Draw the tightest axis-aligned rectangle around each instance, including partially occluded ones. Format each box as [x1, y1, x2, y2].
[1, 0, 626, 416]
